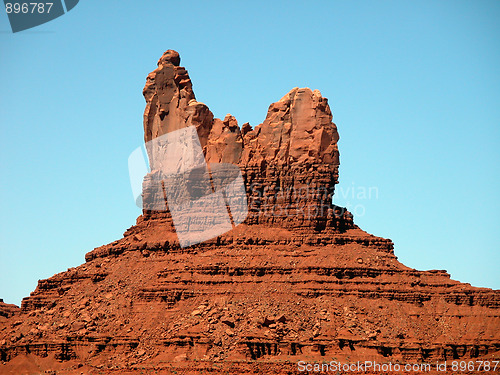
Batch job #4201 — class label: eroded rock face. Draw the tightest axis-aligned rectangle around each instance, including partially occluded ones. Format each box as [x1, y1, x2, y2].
[141, 51, 347, 233]
[237, 87, 342, 229]
[1, 50, 498, 374]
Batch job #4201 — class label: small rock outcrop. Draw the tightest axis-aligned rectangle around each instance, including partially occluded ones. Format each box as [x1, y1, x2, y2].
[1, 50, 498, 374]
[0, 299, 19, 319]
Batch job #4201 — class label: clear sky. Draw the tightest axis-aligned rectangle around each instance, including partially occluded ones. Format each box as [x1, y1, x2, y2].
[1, 1, 499, 305]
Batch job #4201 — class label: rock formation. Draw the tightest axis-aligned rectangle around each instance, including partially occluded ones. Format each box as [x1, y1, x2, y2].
[1, 50, 499, 374]
[0, 300, 19, 319]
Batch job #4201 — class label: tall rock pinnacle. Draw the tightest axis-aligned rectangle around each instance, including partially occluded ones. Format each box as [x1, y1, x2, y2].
[142, 50, 213, 169]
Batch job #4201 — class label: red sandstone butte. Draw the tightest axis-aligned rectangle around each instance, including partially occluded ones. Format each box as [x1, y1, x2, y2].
[1, 50, 498, 374]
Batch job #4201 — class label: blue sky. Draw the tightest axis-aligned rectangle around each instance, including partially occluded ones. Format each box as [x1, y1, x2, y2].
[1, 1, 499, 305]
